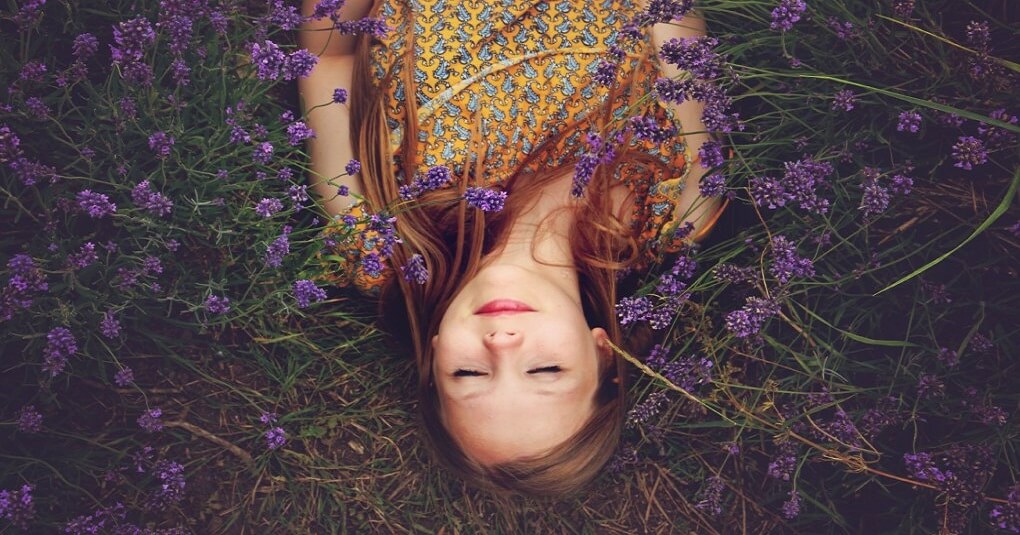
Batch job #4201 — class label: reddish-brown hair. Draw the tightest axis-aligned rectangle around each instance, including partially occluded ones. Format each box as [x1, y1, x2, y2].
[348, 0, 666, 497]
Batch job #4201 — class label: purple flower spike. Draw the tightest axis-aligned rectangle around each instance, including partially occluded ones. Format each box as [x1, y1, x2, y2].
[332, 88, 349, 104]
[137, 408, 163, 433]
[42, 326, 78, 376]
[781, 489, 801, 519]
[951, 136, 988, 170]
[147, 131, 175, 160]
[464, 187, 507, 212]
[255, 198, 283, 218]
[114, 366, 134, 387]
[76, 190, 117, 219]
[896, 110, 922, 133]
[205, 295, 231, 314]
[770, 0, 807, 32]
[831, 89, 856, 112]
[401, 254, 429, 284]
[265, 427, 287, 450]
[293, 279, 327, 309]
[0, 484, 35, 529]
[17, 405, 43, 433]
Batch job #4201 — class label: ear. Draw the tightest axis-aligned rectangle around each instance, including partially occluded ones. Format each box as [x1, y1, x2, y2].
[591, 327, 612, 361]
[431, 335, 438, 350]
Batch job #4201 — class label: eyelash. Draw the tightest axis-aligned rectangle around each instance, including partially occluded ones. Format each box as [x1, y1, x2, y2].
[453, 365, 562, 377]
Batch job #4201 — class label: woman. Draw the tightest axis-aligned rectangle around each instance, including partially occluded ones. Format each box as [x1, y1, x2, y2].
[298, 0, 725, 496]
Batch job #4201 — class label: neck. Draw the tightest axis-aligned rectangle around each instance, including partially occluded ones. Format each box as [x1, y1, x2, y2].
[479, 172, 581, 301]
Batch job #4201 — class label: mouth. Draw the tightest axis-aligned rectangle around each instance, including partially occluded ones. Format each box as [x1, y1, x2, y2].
[474, 299, 536, 315]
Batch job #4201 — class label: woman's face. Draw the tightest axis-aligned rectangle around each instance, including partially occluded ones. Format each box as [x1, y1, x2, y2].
[431, 264, 609, 465]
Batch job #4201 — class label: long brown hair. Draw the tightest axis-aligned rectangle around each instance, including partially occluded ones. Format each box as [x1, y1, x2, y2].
[348, 0, 668, 497]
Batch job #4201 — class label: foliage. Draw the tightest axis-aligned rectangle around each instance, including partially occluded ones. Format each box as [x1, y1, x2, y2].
[1, 0, 1018, 533]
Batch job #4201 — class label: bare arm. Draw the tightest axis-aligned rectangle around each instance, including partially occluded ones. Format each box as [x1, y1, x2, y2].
[647, 12, 725, 239]
[298, 0, 375, 216]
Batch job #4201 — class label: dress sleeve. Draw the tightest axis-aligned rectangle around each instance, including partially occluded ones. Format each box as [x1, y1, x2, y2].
[315, 199, 393, 295]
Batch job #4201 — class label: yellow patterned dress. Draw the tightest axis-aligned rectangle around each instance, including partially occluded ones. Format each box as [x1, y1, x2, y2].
[322, 0, 713, 293]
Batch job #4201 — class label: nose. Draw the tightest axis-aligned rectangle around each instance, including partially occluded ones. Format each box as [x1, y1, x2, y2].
[482, 330, 523, 350]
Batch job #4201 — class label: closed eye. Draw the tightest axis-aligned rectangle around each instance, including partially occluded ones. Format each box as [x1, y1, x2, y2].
[528, 365, 562, 374]
[453, 369, 485, 377]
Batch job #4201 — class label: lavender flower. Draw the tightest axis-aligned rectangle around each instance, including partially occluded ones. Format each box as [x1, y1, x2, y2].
[989, 484, 1020, 532]
[334, 17, 391, 38]
[253, 141, 274, 165]
[131, 180, 173, 217]
[293, 279, 327, 308]
[628, 115, 677, 143]
[19, 60, 47, 83]
[147, 460, 185, 510]
[767, 441, 798, 481]
[626, 390, 669, 428]
[17, 405, 43, 433]
[259, 412, 278, 425]
[890, 173, 914, 195]
[67, 242, 98, 270]
[283, 49, 318, 79]
[896, 110, 922, 133]
[42, 326, 77, 376]
[0, 125, 22, 164]
[401, 254, 429, 284]
[781, 489, 801, 519]
[859, 175, 890, 218]
[205, 295, 231, 314]
[770, 0, 807, 32]
[827, 17, 857, 40]
[653, 77, 695, 105]
[725, 296, 780, 338]
[265, 226, 292, 268]
[749, 175, 788, 209]
[917, 373, 945, 399]
[831, 89, 856, 112]
[345, 159, 362, 176]
[592, 58, 619, 86]
[699, 173, 726, 197]
[892, 0, 915, 18]
[769, 235, 815, 284]
[464, 187, 507, 212]
[979, 108, 1019, 150]
[286, 121, 315, 145]
[265, 427, 287, 450]
[616, 295, 654, 326]
[694, 476, 725, 516]
[147, 131, 175, 160]
[0, 484, 35, 530]
[114, 366, 134, 387]
[632, 0, 694, 26]
[399, 165, 451, 199]
[137, 408, 164, 433]
[951, 136, 988, 170]
[332, 88, 349, 104]
[658, 36, 721, 80]
[361, 252, 385, 278]
[76, 190, 117, 218]
[698, 140, 725, 169]
[250, 40, 286, 80]
[937, 346, 960, 367]
[255, 198, 284, 219]
[100, 310, 121, 339]
[965, 20, 991, 51]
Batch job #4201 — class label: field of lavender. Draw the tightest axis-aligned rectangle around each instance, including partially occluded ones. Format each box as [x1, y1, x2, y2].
[2, 0, 1018, 533]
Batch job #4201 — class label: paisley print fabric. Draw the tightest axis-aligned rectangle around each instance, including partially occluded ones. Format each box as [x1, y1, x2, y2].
[322, 0, 709, 293]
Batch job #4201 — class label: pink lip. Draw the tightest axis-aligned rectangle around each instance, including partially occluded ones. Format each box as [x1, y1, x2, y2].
[474, 299, 536, 315]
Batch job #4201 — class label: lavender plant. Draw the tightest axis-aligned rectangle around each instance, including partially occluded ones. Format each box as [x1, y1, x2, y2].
[1, 0, 1017, 532]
